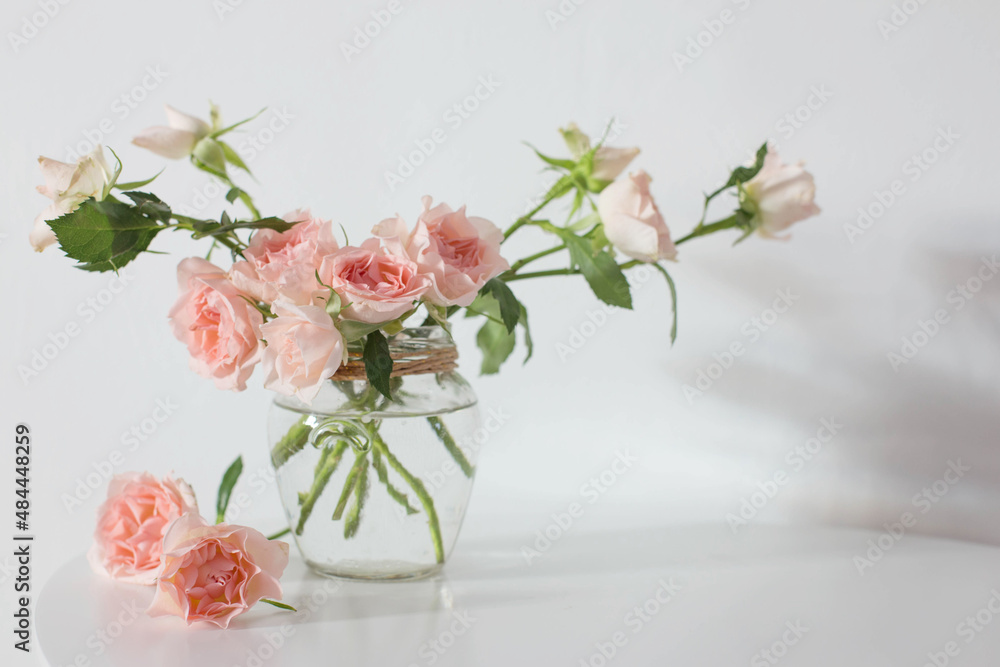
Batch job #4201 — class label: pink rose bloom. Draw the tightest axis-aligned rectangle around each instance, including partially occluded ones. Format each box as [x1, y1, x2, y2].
[374, 197, 509, 307]
[169, 257, 263, 391]
[147, 513, 290, 629]
[230, 209, 339, 305]
[31, 146, 114, 252]
[318, 238, 430, 323]
[88, 472, 198, 585]
[260, 301, 345, 403]
[597, 170, 678, 263]
[743, 147, 821, 239]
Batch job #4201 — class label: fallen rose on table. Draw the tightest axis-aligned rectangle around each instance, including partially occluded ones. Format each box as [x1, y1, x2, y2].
[89, 458, 294, 628]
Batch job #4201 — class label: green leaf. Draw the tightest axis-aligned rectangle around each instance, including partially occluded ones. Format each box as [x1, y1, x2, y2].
[216, 455, 243, 524]
[259, 598, 297, 612]
[526, 143, 577, 170]
[191, 216, 295, 239]
[520, 303, 534, 364]
[651, 264, 679, 344]
[48, 198, 164, 272]
[210, 107, 267, 138]
[567, 211, 600, 233]
[225, 187, 241, 204]
[338, 319, 384, 343]
[481, 278, 520, 333]
[707, 142, 768, 201]
[541, 223, 632, 309]
[114, 168, 164, 191]
[363, 331, 394, 399]
[219, 141, 252, 175]
[476, 318, 516, 375]
[123, 191, 171, 223]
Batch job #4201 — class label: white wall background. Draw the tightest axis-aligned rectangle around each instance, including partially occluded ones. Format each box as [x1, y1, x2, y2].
[2, 0, 999, 657]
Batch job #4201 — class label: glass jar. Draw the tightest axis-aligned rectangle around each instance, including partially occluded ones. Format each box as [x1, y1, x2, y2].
[268, 327, 480, 580]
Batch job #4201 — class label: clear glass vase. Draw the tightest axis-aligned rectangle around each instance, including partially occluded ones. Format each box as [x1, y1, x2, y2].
[268, 327, 480, 581]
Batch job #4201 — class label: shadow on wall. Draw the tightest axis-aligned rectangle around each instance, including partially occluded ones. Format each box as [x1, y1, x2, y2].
[696, 244, 1000, 545]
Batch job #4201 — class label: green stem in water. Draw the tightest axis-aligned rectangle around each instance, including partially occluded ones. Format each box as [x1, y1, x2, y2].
[428, 416, 474, 478]
[271, 416, 312, 468]
[371, 430, 444, 564]
[371, 447, 418, 515]
[295, 440, 349, 536]
[343, 458, 368, 539]
[332, 449, 368, 521]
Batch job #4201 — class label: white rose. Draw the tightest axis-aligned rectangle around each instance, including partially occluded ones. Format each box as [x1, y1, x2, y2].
[743, 147, 821, 239]
[132, 105, 211, 159]
[597, 170, 677, 263]
[31, 146, 113, 252]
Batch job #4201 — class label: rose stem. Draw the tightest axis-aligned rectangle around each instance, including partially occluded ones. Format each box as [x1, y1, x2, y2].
[295, 439, 349, 536]
[332, 449, 368, 521]
[271, 416, 312, 468]
[427, 416, 474, 478]
[343, 459, 368, 539]
[370, 429, 445, 564]
[372, 447, 418, 514]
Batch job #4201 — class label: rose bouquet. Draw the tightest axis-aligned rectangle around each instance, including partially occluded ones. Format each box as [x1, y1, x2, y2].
[32, 104, 819, 581]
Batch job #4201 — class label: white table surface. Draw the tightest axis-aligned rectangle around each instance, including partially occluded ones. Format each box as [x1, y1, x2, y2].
[38, 523, 1000, 667]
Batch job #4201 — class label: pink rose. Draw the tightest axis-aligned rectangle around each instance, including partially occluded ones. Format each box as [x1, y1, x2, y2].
[31, 146, 114, 252]
[597, 170, 678, 263]
[132, 105, 211, 160]
[375, 197, 509, 307]
[318, 238, 430, 323]
[230, 209, 339, 305]
[146, 513, 289, 629]
[169, 257, 263, 391]
[260, 301, 345, 403]
[88, 472, 198, 585]
[742, 147, 821, 239]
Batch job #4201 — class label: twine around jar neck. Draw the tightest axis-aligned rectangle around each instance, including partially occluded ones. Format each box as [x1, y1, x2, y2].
[330, 344, 459, 382]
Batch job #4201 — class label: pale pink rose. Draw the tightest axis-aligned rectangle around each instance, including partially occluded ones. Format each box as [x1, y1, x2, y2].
[88, 472, 198, 585]
[597, 170, 677, 263]
[132, 105, 211, 159]
[169, 257, 263, 391]
[147, 513, 289, 629]
[260, 301, 345, 403]
[560, 123, 640, 181]
[31, 146, 114, 252]
[743, 147, 821, 239]
[374, 197, 509, 308]
[230, 209, 339, 305]
[318, 238, 430, 323]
